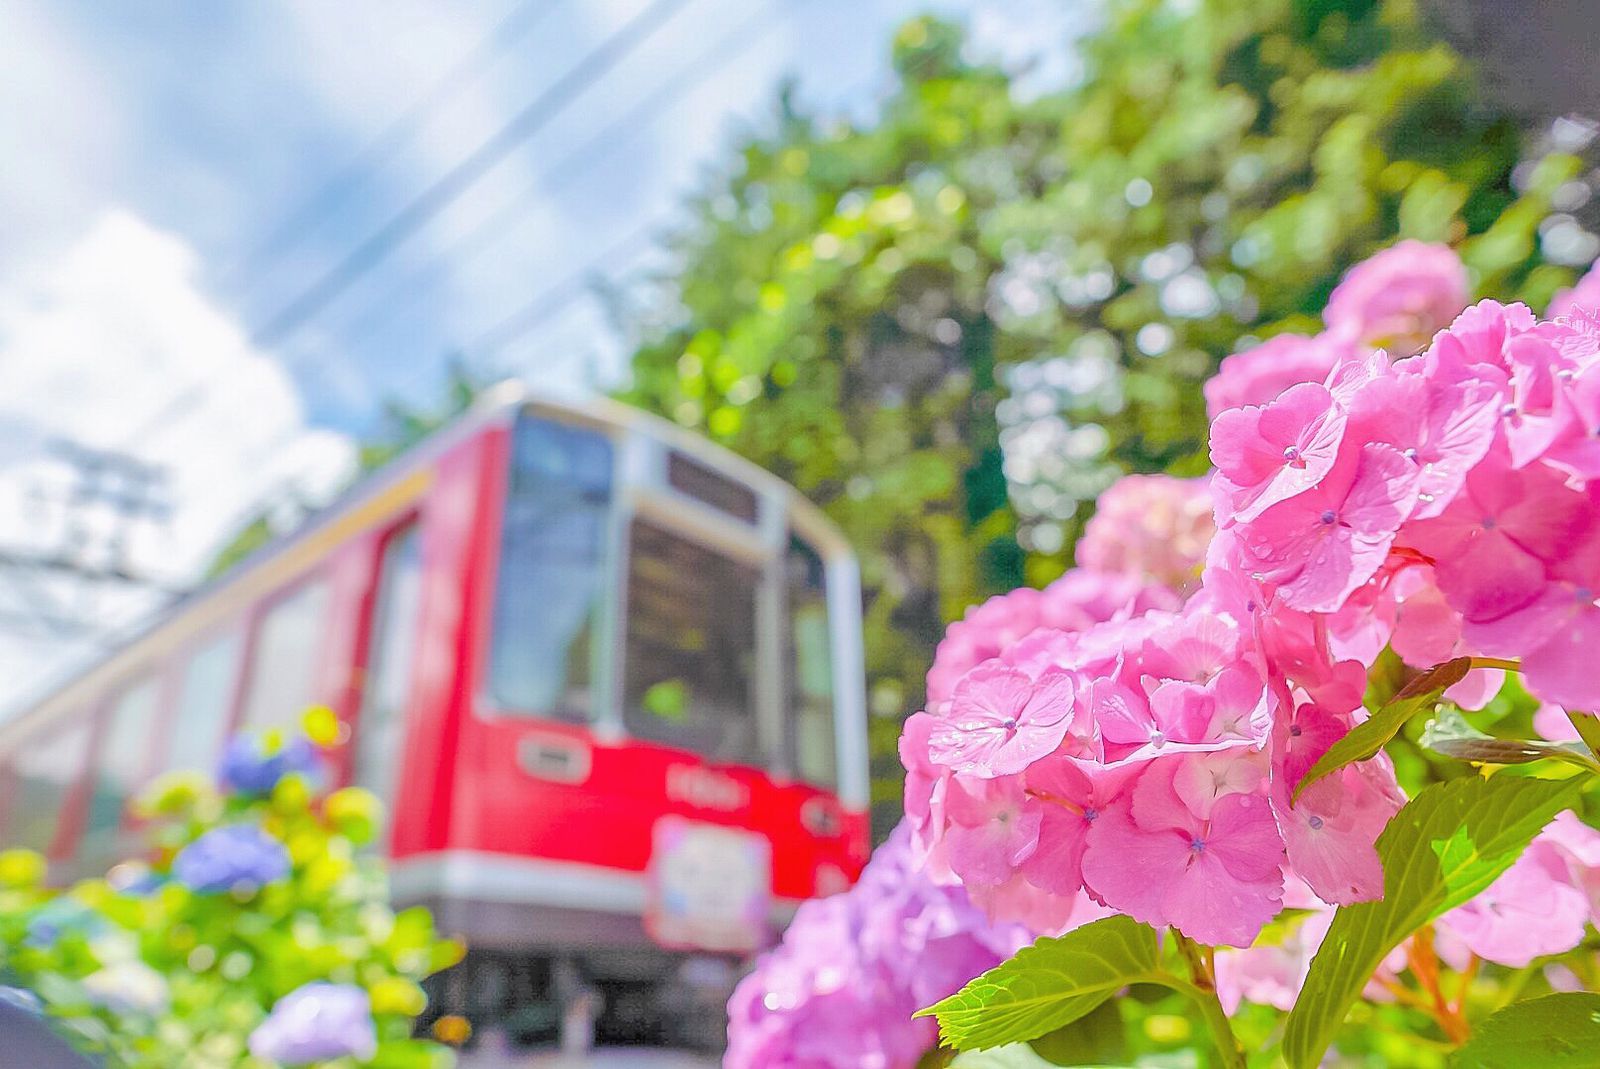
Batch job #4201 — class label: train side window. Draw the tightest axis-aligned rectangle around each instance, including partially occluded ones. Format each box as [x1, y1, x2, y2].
[242, 579, 332, 735]
[80, 679, 159, 861]
[786, 537, 837, 789]
[488, 417, 613, 720]
[354, 523, 421, 801]
[165, 631, 243, 774]
[2, 720, 90, 852]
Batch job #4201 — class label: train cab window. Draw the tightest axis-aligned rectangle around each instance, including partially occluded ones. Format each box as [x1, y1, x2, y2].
[165, 631, 242, 774]
[3, 720, 90, 852]
[489, 417, 613, 720]
[354, 524, 421, 801]
[786, 537, 837, 789]
[242, 579, 332, 734]
[622, 519, 761, 765]
[80, 679, 159, 862]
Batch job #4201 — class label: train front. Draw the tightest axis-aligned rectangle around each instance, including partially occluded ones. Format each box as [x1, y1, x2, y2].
[401, 400, 870, 1048]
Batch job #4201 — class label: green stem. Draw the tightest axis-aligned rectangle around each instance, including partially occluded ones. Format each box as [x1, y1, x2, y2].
[1171, 933, 1248, 1069]
[1565, 709, 1600, 766]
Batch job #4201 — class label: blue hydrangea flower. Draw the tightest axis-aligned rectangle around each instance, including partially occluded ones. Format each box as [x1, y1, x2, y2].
[218, 734, 322, 796]
[172, 824, 290, 894]
[23, 898, 107, 949]
[248, 983, 377, 1064]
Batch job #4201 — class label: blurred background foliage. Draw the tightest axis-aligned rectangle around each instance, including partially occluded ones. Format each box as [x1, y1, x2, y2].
[618, 0, 1594, 828]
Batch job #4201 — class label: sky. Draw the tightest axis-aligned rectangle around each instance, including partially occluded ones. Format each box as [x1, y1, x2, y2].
[0, 0, 1093, 710]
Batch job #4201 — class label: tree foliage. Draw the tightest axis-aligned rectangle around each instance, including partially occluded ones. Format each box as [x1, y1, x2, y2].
[620, 0, 1582, 823]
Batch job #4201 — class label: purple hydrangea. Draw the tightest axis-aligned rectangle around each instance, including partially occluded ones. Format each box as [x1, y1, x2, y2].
[248, 983, 378, 1065]
[172, 824, 290, 894]
[725, 823, 1028, 1069]
[218, 734, 322, 796]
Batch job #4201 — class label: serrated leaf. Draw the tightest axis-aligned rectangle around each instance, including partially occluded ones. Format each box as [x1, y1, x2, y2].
[1422, 709, 1599, 773]
[1294, 656, 1472, 802]
[1451, 992, 1600, 1068]
[1283, 775, 1583, 1069]
[918, 916, 1161, 1052]
[1028, 999, 1127, 1066]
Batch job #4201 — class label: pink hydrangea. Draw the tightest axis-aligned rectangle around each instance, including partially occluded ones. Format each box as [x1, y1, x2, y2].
[897, 239, 1600, 963]
[1204, 332, 1350, 418]
[1548, 258, 1600, 318]
[1323, 240, 1469, 353]
[1076, 475, 1216, 589]
[903, 598, 1294, 945]
[1436, 813, 1600, 969]
[924, 572, 1177, 713]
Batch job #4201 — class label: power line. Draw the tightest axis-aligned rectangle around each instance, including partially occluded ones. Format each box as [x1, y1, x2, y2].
[335, 0, 799, 345]
[94, 0, 923, 530]
[253, 0, 699, 346]
[227, 0, 565, 283]
[469, 223, 659, 356]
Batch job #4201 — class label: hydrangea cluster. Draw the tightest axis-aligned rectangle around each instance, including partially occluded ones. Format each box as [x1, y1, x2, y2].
[924, 473, 1207, 714]
[171, 822, 291, 895]
[1076, 474, 1215, 590]
[901, 240, 1600, 950]
[725, 823, 1031, 1069]
[248, 982, 379, 1064]
[218, 733, 323, 796]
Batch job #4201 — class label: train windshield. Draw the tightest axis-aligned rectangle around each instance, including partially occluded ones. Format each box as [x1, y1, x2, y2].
[622, 519, 761, 765]
[488, 417, 613, 720]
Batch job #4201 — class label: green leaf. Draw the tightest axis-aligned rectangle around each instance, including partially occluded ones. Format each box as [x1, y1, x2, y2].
[1564, 709, 1600, 764]
[1294, 656, 1472, 802]
[949, 1046, 1098, 1069]
[1283, 775, 1584, 1069]
[918, 916, 1162, 1052]
[1028, 999, 1127, 1066]
[1421, 709, 1600, 773]
[1451, 992, 1600, 1068]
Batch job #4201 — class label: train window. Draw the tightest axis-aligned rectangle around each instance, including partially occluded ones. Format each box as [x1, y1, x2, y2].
[786, 537, 836, 789]
[80, 679, 159, 861]
[667, 451, 759, 524]
[354, 523, 421, 801]
[622, 519, 761, 764]
[165, 631, 242, 774]
[242, 579, 332, 734]
[488, 417, 612, 720]
[2, 720, 89, 852]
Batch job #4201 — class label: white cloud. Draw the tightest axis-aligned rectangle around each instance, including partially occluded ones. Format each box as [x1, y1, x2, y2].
[0, 2, 128, 281]
[0, 210, 357, 711]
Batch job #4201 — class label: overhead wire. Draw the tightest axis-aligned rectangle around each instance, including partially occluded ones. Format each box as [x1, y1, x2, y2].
[335, 0, 798, 346]
[225, 0, 566, 283]
[110, 0, 699, 454]
[252, 0, 699, 346]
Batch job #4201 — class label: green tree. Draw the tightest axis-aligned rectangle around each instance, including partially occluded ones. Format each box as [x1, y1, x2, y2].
[620, 0, 1583, 828]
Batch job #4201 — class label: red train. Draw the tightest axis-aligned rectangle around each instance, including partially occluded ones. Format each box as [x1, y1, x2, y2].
[0, 386, 870, 1046]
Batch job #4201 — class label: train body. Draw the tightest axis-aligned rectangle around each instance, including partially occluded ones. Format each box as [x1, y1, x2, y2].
[0, 385, 870, 1045]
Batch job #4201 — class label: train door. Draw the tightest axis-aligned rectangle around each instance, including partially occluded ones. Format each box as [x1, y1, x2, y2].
[350, 519, 424, 832]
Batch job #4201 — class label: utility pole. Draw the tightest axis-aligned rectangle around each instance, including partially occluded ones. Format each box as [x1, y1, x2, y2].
[0, 440, 184, 641]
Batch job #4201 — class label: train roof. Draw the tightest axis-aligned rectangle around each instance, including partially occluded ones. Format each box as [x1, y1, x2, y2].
[0, 383, 852, 744]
